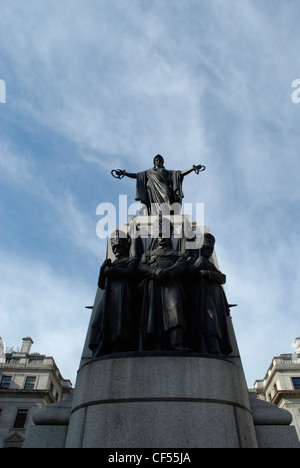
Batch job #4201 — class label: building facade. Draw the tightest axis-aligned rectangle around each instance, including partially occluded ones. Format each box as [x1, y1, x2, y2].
[254, 337, 300, 441]
[0, 337, 72, 448]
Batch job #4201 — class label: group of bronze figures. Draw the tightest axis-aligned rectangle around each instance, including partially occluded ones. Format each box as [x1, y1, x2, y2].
[89, 156, 232, 358]
[89, 227, 232, 358]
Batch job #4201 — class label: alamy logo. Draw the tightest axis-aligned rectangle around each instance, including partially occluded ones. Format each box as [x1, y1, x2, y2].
[0, 79, 6, 103]
[291, 79, 300, 103]
[95, 194, 205, 249]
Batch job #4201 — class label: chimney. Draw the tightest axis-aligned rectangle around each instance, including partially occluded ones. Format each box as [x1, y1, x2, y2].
[0, 337, 5, 363]
[293, 337, 300, 354]
[21, 337, 34, 354]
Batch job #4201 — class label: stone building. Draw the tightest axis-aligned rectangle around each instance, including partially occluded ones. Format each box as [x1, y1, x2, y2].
[0, 337, 72, 448]
[254, 337, 300, 441]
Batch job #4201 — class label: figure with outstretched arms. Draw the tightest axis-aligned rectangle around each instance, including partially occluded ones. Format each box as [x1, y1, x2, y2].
[112, 154, 205, 215]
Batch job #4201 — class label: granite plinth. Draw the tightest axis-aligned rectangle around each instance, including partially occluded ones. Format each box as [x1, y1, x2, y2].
[65, 353, 257, 448]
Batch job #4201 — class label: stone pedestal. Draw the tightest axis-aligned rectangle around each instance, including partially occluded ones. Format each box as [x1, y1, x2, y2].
[24, 394, 73, 449]
[65, 353, 257, 448]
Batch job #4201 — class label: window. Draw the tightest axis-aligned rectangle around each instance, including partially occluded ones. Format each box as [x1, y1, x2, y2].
[291, 377, 300, 390]
[13, 409, 28, 429]
[0, 376, 12, 389]
[24, 376, 36, 389]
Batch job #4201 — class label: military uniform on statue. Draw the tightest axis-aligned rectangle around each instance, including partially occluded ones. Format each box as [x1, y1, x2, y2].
[138, 234, 187, 351]
[89, 230, 139, 357]
[186, 233, 232, 356]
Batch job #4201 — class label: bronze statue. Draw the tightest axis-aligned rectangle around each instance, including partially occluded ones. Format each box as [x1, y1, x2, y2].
[112, 154, 205, 215]
[138, 231, 188, 351]
[89, 230, 139, 357]
[186, 233, 232, 355]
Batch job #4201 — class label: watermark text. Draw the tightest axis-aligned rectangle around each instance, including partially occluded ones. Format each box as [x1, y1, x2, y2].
[291, 79, 300, 103]
[96, 195, 205, 247]
[0, 79, 6, 104]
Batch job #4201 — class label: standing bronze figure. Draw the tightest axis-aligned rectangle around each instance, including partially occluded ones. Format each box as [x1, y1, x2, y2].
[112, 154, 205, 214]
[138, 234, 188, 351]
[89, 231, 139, 357]
[186, 233, 232, 355]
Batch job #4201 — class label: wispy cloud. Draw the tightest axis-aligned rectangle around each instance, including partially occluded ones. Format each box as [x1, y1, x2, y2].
[0, 248, 94, 383]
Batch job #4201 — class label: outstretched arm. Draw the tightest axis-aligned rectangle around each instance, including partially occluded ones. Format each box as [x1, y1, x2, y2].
[181, 164, 206, 177]
[111, 169, 137, 179]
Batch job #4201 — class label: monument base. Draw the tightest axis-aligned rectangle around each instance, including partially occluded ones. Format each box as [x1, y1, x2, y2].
[65, 353, 257, 448]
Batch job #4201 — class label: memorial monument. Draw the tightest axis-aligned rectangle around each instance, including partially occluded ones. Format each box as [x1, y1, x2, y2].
[25, 155, 300, 449]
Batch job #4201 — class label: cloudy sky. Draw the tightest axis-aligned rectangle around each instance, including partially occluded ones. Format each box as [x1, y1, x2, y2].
[1, 0, 300, 387]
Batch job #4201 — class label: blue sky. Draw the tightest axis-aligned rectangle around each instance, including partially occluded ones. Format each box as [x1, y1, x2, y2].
[1, 0, 300, 386]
